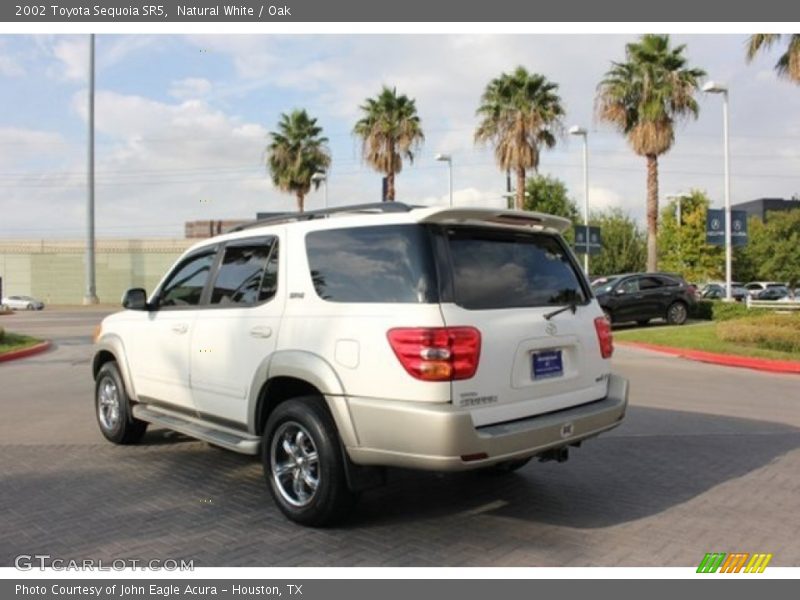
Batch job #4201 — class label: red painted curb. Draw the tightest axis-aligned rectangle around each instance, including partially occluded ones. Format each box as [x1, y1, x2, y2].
[0, 340, 51, 363]
[617, 340, 800, 374]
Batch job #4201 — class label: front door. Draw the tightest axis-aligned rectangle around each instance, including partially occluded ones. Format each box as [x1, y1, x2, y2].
[125, 249, 217, 412]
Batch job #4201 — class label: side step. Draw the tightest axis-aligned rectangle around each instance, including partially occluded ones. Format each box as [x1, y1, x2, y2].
[132, 405, 261, 455]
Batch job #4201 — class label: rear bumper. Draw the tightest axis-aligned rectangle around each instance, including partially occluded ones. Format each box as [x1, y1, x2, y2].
[345, 374, 628, 471]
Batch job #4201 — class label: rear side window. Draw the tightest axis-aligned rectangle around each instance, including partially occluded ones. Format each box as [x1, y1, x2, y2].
[445, 227, 588, 310]
[306, 225, 437, 303]
[209, 239, 278, 306]
[639, 276, 664, 290]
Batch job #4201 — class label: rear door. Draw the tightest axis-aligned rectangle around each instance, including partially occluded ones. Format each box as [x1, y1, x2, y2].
[638, 275, 669, 318]
[435, 226, 610, 427]
[190, 235, 283, 427]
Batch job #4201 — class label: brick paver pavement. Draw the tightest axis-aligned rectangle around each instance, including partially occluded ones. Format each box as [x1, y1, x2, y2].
[1, 311, 798, 566]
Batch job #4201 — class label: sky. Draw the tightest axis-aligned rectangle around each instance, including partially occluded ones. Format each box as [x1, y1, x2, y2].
[0, 33, 799, 239]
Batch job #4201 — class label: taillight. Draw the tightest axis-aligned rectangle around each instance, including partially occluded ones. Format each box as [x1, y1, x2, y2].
[387, 327, 481, 381]
[594, 316, 613, 359]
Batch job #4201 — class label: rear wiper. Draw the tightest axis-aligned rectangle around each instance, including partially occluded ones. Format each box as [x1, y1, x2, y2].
[543, 302, 578, 320]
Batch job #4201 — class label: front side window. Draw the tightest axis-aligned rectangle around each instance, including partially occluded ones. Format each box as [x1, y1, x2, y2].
[620, 278, 640, 294]
[446, 227, 588, 310]
[159, 252, 216, 307]
[306, 225, 437, 303]
[210, 239, 278, 306]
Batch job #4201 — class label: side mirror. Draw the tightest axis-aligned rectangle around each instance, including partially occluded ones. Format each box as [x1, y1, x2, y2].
[122, 288, 148, 310]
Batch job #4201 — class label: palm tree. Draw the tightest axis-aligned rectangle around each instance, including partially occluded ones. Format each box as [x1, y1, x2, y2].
[746, 34, 800, 83]
[475, 67, 564, 210]
[266, 109, 331, 213]
[353, 86, 424, 202]
[596, 34, 705, 272]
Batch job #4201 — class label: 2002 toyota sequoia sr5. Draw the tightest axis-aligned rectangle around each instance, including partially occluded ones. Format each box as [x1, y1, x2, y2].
[92, 203, 628, 526]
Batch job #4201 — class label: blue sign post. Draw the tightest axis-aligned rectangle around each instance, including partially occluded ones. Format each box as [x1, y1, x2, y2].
[574, 225, 602, 255]
[706, 209, 748, 246]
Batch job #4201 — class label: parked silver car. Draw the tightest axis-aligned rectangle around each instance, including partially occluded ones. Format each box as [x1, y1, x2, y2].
[1, 295, 45, 310]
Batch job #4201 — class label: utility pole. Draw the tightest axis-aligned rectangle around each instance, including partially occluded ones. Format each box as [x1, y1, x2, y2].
[83, 33, 98, 305]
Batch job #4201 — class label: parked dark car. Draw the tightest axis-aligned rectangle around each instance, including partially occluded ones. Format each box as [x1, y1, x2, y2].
[700, 283, 748, 302]
[756, 286, 789, 301]
[591, 273, 696, 326]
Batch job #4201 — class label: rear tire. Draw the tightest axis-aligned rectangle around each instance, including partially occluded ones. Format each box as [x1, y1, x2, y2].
[95, 362, 147, 444]
[666, 301, 688, 325]
[262, 396, 355, 526]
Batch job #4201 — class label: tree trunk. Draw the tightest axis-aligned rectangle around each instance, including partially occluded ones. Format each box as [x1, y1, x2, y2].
[646, 154, 659, 272]
[296, 192, 305, 213]
[515, 166, 526, 210]
[387, 170, 395, 202]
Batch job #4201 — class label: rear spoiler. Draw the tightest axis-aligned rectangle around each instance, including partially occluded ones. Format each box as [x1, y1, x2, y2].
[417, 207, 571, 234]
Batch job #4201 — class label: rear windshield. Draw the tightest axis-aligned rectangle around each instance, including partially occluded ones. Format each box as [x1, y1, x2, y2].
[445, 227, 588, 310]
[305, 225, 438, 303]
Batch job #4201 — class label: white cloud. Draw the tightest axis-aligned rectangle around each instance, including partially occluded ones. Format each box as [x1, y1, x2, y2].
[5, 33, 800, 239]
[0, 40, 24, 77]
[0, 127, 68, 165]
[50, 37, 89, 81]
[416, 187, 507, 209]
[169, 77, 213, 100]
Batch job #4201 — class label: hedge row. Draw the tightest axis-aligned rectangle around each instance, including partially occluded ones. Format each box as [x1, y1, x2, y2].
[0, 326, 4, 341]
[717, 314, 800, 354]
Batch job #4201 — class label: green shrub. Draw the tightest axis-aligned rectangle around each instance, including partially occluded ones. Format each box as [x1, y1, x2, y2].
[692, 300, 714, 320]
[716, 314, 800, 353]
[711, 301, 769, 321]
[0, 326, 4, 341]
[692, 300, 757, 321]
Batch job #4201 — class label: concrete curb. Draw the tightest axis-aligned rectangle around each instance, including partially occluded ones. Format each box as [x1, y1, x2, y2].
[0, 340, 52, 363]
[617, 340, 800, 375]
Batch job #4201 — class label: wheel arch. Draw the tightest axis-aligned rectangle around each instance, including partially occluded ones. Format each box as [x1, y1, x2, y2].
[249, 350, 358, 448]
[92, 336, 137, 400]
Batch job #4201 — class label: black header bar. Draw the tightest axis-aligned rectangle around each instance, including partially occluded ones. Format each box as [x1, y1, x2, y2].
[1, 0, 795, 22]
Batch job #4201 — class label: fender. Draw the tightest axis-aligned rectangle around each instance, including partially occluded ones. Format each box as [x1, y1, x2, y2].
[93, 334, 137, 401]
[247, 349, 358, 447]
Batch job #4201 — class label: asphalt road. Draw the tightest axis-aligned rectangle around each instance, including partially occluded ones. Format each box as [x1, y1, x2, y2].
[1, 309, 799, 567]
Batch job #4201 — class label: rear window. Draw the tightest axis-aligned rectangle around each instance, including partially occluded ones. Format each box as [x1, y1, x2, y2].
[306, 225, 438, 303]
[445, 227, 588, 310]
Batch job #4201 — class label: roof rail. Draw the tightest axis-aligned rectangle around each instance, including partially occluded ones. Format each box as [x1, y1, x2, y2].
[227, 202, 416, 233]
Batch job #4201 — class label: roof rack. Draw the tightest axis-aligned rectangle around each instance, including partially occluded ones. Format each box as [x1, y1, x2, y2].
[227, 202, 416, 233]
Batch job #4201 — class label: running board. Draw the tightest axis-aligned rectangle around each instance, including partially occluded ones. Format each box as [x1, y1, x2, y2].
[132, 405, 261, 455]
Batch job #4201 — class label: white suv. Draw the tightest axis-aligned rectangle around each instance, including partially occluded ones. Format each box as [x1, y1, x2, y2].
[92, 203, 628, 526]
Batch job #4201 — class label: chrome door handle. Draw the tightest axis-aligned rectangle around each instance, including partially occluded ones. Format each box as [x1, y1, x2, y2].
[250, 326, 272, 339]
[171, 323, 188, 334]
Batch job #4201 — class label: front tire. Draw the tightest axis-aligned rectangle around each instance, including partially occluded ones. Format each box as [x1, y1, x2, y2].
[262, 397, 355, 526]
[95, 362, 147, 444]
[666, 301, 688, 325]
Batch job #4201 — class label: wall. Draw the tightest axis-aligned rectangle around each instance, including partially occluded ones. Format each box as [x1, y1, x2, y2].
[0, 239, 195, 305]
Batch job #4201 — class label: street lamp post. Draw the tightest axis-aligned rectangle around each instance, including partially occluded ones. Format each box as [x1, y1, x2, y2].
[83, 33, 98, 305]
[666, 192, 689, 273]
[703, 81, 732, 302]
[569, 126, 590, 276]
[435, 153, 453, 207]
[311, 172, 328, 209]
